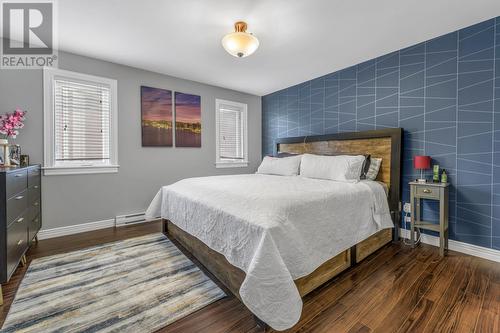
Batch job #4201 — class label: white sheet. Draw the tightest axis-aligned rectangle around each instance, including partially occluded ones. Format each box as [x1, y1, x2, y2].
[146, 174, 393, 330]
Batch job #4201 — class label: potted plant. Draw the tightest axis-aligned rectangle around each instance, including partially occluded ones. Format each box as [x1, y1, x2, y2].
[0, 108, 26, 166]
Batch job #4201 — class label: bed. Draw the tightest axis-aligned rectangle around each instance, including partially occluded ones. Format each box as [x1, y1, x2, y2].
[146, 128, 402, 331]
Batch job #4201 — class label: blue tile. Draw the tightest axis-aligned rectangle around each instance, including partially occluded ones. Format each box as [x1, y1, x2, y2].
[311, 77, 324, 90]
[426, 54, 457, 76]
[459, 110, 492, 122]
[376, 111, 398, 128]
[377, 93, 398, 107]
[458, 81, 494, 105]
[458, 59, 494, 73]
[401, 77, 425, 96]
[459, 32, 494, 60]
[377, 52, 399, 69]
[339, 66, 357, 80]
[460, 48, 494, 62]
[427, 106, 456, 122]
[400, 42, 426, 55]
[426, 32, 458, 53]
[357, 122, 375, 131]
[400, 56, 425, 68]
[377, 71, 399, 87]
[459, 19, 495, 39]
[458, 158, 492, 176]
[426, 80, 457, 98]
[358, 59, 376, 72]
[455, 233, 491, 248]
[286, 85, 299, 96]
[458, 70, 494, 90]
[493, 238, 500, 250]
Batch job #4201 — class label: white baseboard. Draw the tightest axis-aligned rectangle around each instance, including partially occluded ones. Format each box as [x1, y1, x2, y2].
[37, 212, 159, 240]
[38, 218, 116, 240]
[400, 229, 500, 263]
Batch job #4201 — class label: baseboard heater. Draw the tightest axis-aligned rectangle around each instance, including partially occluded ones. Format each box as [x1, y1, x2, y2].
[115, 212, 158, 226]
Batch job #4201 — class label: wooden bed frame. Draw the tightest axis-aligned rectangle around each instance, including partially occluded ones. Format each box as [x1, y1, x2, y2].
[163, 128, 402, 327]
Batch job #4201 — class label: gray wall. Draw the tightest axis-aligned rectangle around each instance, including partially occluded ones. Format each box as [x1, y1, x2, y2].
[0, 49, 261, 229]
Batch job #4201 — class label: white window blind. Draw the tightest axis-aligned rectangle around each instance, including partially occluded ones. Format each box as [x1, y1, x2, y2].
[54, 79, 111, 162]
[219, 107, 243, 159]
[43, 68, 118, 175]
[216, 99, 248, 168]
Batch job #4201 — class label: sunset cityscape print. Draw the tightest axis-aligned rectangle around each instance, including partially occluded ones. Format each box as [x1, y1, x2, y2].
[175, 92, 201, 147]
[141, 86, 173, 146]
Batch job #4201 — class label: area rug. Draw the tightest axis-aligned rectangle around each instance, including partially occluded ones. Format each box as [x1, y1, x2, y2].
[1, 233, 226, 333]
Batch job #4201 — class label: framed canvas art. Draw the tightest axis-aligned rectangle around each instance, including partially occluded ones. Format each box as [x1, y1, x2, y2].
[175, 92, 201, 147]
[141, 86, 173, 146]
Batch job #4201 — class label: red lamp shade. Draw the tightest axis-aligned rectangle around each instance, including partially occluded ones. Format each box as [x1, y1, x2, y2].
[414, 155, 431, 170]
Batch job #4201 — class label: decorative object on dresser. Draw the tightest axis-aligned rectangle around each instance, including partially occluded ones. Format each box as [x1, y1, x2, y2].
[413, 155, 431, 183]
[0, 165, 41, 305]
[8, 145, 20, 166]
[433, 164, 440, 183]
[0, 108, 27, 167]
[441, 169, 448, 184]
[409, 181, 449, 256]
[20, 155, 29, 167]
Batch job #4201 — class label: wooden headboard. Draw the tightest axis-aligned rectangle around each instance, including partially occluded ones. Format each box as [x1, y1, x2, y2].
[276, 128, 403, 240]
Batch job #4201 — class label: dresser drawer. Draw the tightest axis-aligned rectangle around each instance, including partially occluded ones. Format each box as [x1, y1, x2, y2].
[415, 186, 440, 199]
[7, 211, 28, 278]
[6, 189, 28, 227]
[29, 214, 41, 242]
[28, 184, 41, 204]
[28, 167, 41, 188]
[28, 198, 41, 222]
[6, 169, 27, 199]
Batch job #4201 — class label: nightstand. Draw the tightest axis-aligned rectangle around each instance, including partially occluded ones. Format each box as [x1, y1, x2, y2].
[409, 181, 449, 256]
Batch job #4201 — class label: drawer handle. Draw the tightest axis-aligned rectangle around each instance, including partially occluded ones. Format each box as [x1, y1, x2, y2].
[423, 189, 432, 194]
[17, 217, 24, 223]
[34, 202, 39, 206]
[34, 218, 39, 222]
[15, 174, 23, 178]
[17, 240, 23, 246]
[33, 185, 39, 189]
[15, 195, 24, 200]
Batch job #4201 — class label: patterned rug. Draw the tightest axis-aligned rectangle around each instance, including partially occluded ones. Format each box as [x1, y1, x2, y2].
[1, 233, 226, 333]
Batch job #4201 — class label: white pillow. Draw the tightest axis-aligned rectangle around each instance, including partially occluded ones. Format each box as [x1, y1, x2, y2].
[366, 157, 382, 180]
[300, 153, 366, 182]
[256, 155, 302, 176]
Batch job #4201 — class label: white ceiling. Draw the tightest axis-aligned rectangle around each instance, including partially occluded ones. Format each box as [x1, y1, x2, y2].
[53, 0, 500, 95]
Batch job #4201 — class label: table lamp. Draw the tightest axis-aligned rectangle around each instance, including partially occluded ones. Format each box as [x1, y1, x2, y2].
[414, 155, 431, 183]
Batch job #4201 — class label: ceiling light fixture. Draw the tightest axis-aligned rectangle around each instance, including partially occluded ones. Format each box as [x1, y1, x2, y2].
[221, 21, 259, 58]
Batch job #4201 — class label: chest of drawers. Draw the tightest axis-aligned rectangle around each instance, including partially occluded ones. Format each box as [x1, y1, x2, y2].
[0, 165, 41, 291]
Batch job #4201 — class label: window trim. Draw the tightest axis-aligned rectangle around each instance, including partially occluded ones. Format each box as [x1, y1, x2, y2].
[215, 99, 248, 168]
[43, 68, 119, 176]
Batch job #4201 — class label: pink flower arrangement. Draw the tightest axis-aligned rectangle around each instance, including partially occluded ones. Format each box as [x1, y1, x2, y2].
[0, 108, 26, 139]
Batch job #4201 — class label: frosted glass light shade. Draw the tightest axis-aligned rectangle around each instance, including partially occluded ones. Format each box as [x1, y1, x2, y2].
[221, 23, 259, 58]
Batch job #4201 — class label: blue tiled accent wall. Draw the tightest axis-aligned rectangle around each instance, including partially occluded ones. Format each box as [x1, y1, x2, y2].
[262, 17, 500, 250]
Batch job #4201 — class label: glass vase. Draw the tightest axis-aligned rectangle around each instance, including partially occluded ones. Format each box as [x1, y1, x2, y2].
[0, 139, 10, 166]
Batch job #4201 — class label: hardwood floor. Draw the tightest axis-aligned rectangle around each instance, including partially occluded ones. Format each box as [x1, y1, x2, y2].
[1, 221, 498, 332]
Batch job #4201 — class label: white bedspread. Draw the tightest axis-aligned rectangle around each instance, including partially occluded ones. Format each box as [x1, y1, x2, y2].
[146, 174, 393, 330]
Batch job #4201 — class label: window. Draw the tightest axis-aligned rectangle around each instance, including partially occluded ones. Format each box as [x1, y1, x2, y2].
[43, 68, 118, 175]
[215, 99, 248, 168]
